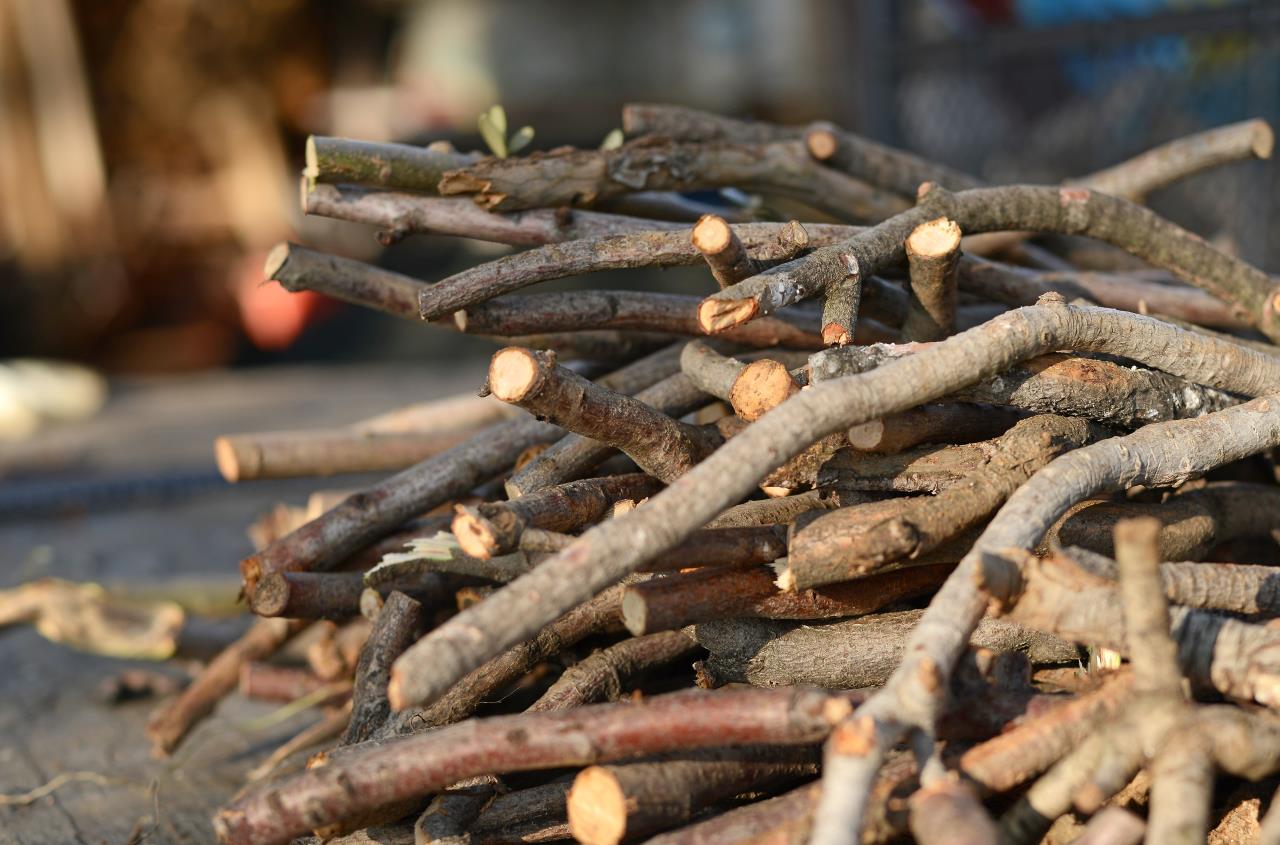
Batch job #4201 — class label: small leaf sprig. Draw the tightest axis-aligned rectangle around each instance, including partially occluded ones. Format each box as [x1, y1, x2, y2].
[478, 105, 534, 159]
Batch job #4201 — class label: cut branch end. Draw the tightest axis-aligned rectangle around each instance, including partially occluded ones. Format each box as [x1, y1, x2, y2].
[699, 298, 758, 333]
[489, 348, 544, 402]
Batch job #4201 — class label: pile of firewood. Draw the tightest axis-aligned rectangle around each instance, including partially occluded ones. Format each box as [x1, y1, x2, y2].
[149, 104, 1280, 845]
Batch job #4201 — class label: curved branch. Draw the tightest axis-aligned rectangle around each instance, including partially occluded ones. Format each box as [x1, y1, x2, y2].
[699, 185, 1280, 343]
[416, 222, 853, 321]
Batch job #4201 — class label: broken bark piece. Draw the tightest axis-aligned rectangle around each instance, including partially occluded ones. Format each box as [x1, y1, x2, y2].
[622, 563, 953, 634]
[785, 415, 1102, 590]
[693, 610, 1077, 690]
[147, 617, 304, 756]
[452, 474, 662, 559]
[488, 348, 722, 483]
[213, 687, 865, 845]
[342, 592, 426, 745]
[902, 217, 962, 342]
[567, 747, 819, 845]
[526, 630, 699, 712]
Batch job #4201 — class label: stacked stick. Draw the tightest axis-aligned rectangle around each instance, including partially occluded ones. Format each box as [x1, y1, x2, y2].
[148, 105, 1280, 845]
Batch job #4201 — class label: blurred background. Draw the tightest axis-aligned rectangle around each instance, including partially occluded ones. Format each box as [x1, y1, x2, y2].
[2, 0, 1279, 452]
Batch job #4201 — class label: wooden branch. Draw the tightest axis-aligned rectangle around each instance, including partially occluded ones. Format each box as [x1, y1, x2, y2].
[692, 611, 1077, 690]
[437, 138, 906, 220]
[526, 630, 699, 712]
[1049, 482, 1280, 561]
[644, 525, 787, 571]
[1076, 118, 1273, 202]
[147, 618, 303, 756]
[248, 570, 462, 620]
[380, 580, 632, 737]
[679, 342, 808, 422]
[782, 415, 1102, 590]
[814, 346, 1240, 430]
[488, 347, 722, 483]
[239, 415, 561, 599]
[1063, 545, 1280, 616]
[705, 490, 842, 529]
[902, 217, 962, 342]
[505, 367, 708, 497]
[304, 183, 682, 246]
[469, 781, 570, 843]
[342, 592, 426, 745]
[622, 103, 799, 144]
[307, 619, 372, 682]
[622, 563, 953, 634]
[213, 687, 865, 845]
[958, 255, 1247, 330]
[452, 473, 662, 558]
[907, 778, 998, 845]
[415, 222, 854, 322]
[812, 251, 859, 346]
[305, 136, 481, 194]
[959, 672, 1134, 793]
[453, 290, 826, 350]
[267, 242, 428, 321]
[567, 748, 818, 845]
[693, 214, 779, 289]
[385, 301, 1280, 715]
[699, 185, 1280, 344]
[845, 403, 1024, 454]
[804, 122, 983, 196]
[238, 663, 337, 704]
[216, 395, 514, 482]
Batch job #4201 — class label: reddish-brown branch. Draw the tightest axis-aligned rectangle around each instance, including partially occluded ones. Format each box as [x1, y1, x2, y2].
[567, 748, 819, 845]
[213, 688, 865, 845]
[147, 618, 305, 756]
[622, 563, 954, 634]
[238, 663, 340, 704]
[700, 185, 1280, 343]
[248, 570, 462, 620]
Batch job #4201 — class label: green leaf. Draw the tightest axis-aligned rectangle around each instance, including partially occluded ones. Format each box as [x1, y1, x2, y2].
[478, 112, 507, 158]
[488, 104, 507, 136]
[508, 125, 535, 155]
[600, 128, 624, 151]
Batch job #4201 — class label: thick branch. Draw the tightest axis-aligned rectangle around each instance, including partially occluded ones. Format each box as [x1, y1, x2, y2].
[622, 563, 954, 634]
[902, 217, 962, 342]
[438, 138, 906, 220]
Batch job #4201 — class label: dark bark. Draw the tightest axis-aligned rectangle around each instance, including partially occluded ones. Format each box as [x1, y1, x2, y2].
[342, 592, 427, 745]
